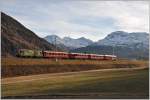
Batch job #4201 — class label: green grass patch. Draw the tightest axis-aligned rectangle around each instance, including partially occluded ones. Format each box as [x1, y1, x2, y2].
[2, 68, 149, 99]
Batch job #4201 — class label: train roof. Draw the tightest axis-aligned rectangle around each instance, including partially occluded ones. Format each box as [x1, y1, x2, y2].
[104, 55, 117, 57]
[89, 54, 102, 55]
[70, 53, 116, 57]
[44, 51, 68, 54]
[19, 49, 42, 51]
[44, 51, 117, 57]
[70, 52, 88, 55]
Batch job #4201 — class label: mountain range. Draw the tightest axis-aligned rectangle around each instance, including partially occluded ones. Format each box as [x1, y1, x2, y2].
[45, 31, 149, 49]
[44, 35, 93, 49]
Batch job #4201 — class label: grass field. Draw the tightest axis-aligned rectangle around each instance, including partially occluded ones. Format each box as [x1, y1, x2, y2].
[1, 58, 148, 77]
[2, 67, 149, 99]
[2, 58, 148, 66]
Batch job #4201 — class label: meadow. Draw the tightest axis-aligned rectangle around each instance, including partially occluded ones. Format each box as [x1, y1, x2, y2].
[2, 67, 149, 99]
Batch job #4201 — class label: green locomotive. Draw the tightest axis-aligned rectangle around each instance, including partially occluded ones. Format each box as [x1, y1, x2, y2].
[17, 49, 43, 57]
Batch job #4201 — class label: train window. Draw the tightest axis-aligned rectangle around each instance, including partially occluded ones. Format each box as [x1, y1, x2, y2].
[20, 50, 23, 53]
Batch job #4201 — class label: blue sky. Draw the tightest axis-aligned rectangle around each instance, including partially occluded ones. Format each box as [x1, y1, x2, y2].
[0, 0, 149, 41]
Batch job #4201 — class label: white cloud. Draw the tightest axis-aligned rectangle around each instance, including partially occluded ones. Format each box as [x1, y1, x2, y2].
[69, 1, 149, 33]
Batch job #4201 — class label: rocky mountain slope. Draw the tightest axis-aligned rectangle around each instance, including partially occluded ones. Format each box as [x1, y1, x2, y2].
[1, 12, 59, 57]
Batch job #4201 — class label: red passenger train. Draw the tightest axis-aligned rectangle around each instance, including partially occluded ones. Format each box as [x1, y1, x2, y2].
[43, 51, 117, 60]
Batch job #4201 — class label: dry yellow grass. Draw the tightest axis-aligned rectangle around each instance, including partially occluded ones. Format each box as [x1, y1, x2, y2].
[2, 58, 148, 66]
[1, 57, 148, 78]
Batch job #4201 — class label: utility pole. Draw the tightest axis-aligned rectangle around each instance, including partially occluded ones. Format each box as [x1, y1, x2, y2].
[55, 36, 57, 52]
[55, 36, 58, 62]
[112, 45, 115, 55]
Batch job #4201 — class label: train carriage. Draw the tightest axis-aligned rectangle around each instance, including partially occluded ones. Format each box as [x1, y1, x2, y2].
[73, 53, 89, 59]
[90, 54, 104, 60]
[34, 50, 43, 57]
[17, 49, 33, 57]
[17, 49, 43, 57]
[43, 51, 69, 59]
[104, 55, 117, 60]
[68, 53, 77, 59]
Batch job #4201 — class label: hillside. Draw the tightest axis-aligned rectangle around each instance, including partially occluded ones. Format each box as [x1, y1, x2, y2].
[44, 35, 93, 49]
[71, 31, 149, 60]
[1, 12, 59, 57]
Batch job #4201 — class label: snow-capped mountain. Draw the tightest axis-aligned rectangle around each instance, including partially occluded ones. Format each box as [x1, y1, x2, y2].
[44, 35, 63, 44]
[96, 31, 149, 48]
[63, 37, 93, 48]
[44, 35, 93, 49]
